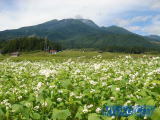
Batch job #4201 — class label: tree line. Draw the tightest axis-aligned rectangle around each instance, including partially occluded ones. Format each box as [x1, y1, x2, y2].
[0, 36, 159, 54]
[0, 37, 62, 54]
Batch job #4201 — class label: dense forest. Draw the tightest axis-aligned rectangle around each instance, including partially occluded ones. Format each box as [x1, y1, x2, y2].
[59, 33, 160, 54]
[0, 37, 61, 54]
[0, 35, 159, 54]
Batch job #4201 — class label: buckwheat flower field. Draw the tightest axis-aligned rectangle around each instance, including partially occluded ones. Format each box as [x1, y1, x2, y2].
[0, 55, 160, 120]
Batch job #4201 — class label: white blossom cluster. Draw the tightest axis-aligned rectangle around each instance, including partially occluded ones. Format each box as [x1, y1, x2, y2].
[0, 56, 159, 119]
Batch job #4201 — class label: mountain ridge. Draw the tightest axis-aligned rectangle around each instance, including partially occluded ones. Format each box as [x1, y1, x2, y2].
[146, 35, 160, 41]
[0, 18, 160, 53]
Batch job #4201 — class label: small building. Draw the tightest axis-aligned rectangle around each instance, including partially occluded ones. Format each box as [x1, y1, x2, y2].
[49, 50, 57, 55]
[10, 52, 20, 57]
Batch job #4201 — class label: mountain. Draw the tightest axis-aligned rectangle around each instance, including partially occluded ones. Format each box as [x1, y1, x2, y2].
[146, 35, 160, 42]
[101, 25, 133, 35]
[0, 18, 160, 53]
[144, 35, 160, 46]
[0, 19, 99, 41]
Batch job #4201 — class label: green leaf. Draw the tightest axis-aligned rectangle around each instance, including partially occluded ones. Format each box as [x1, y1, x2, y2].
[52, 109, 71, 120]
[146, 99, 156, 106]
[61, 79, 72, 88]
[101, 116, 113, 120]
[75, 112, 82, 119]
[46, 98, 52, 109]
[88, 113, 101, 120]
[0, 109, 5, 119]
[21, 108, 30, 119]
[28, 93, 36, 102]
[12, 104, 23, 113]
[151, 108, 160, 120]
[31, 112, 41, 120]
[127, 115, 137, 120]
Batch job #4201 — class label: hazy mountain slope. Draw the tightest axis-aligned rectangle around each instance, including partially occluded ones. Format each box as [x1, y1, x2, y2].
[60, 32, 156, 49]
[145, 35, 160, 42]
[144, 35, 160, 46]
[101, 26, 133, 35]
[147, 35, 160, 41]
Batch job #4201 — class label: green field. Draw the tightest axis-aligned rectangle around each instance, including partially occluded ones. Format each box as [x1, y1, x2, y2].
[1, 50, 160, 62]
[0, 51, 160, 120]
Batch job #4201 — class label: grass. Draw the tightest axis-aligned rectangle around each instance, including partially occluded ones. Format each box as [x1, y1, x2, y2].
[0, 50, 160, 62]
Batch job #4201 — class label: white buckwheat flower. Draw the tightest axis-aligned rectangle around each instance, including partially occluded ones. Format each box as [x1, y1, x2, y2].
[58, 90, 63, 93]
[87, 104, 93, 109]
[96, 107, 101, 113]
[82, 108, 88, 113]
[90, 89, 96, 93]
[37, 82, 42, 89]
[111, 116, 115, 119]
[110, 97, 115, 100]
[70, 92, 75, 97]
[42, 101, 48, 107]
[144, 116, 147, 119]
[89, 80, 97, 85]
[155, 68, 160, 74]
[57, 98, 62, 102]
[115, 88, 120, 91]
[82, 105, 89, 113]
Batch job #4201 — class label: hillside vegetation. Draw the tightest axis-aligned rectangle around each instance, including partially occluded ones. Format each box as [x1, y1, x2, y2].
[0, 37, 61, 54]
[0, 19, 160, 53]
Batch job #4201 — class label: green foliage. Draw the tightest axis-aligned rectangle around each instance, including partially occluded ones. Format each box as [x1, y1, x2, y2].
[0, 109, 5, 119]
[52, 109, 71, 120]
[60, 33, 159, 53]
[11, 104, 23, 113]
[31, 113, 41, 119]
[0, 55, 160, 119]
[151, 108, 160, 120]
[1, 37, 61, 53]
[88, 113, 101, 120]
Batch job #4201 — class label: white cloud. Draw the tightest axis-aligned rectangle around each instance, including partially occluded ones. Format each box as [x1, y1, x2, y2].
[127, 26, 142, 31]
[123, 15, 160, 35]
[150, 0, 160, 9]
[0, 0, 160, 36]
[111, 15, 152, 34]
[0, 0, 151, 30]
[113, 16, 152, 27]
[142, 15, 160, 35]
[143, 23, 160, 35]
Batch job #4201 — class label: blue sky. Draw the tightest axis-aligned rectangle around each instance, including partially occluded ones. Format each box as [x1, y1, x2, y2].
[0, 0, 19, 12]
[0, 0, 160, 35]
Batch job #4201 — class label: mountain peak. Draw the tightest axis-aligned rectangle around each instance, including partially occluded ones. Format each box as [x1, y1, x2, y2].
[57, 18, 99, 28]
[77, 19, 99, 28]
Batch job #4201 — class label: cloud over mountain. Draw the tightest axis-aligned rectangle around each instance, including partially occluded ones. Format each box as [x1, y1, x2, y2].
[0, 0, 160, 35]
